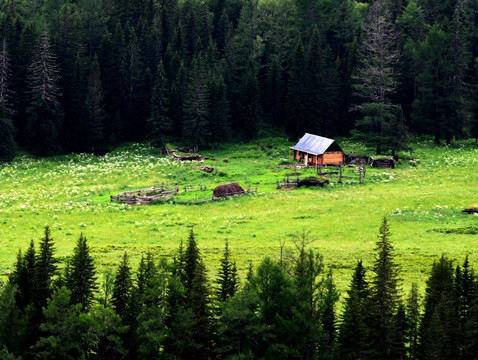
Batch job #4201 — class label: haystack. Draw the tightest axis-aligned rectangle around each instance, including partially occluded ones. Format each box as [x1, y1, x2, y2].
[213, 182, 245, 198]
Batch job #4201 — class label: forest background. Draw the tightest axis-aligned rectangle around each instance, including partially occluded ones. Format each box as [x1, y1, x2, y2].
[1, 0, 478, 160]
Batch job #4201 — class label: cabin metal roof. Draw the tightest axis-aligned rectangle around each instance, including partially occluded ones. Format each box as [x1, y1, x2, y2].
[290, 133, 342, 155]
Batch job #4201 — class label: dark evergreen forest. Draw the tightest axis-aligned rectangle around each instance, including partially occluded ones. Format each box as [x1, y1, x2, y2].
[1, 0, 478, 161]
[1, 219, 478, 359]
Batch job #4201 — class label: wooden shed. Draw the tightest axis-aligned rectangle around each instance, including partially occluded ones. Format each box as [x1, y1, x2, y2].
[290, 133, 345, 166]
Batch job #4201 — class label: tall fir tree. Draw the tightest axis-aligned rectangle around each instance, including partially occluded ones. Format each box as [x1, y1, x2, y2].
[111, 252, 133, 320]
[65, 233, 97, 311]
[286, 37, 309, 140]
[182, 54, 210, 147]
[406, 283, 421, 360]
[0, 282, 24, 356]
[148, 60, 171, 148]
[82, 55, 106, 152]
[0, 37, 13, 117]
[368, 217, 401, 359]
[352, 0, 405, 154]
[339, 260, 371, 360]
[26, 26, 62, 156]
[215, 241, 239, 303]
[419, 255, 461, 359]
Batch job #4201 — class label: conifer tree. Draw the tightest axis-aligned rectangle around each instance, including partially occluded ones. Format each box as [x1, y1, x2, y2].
[66, 233, 97, 311]
[9, 241, 36, 312]
[26, 27, 63, 155]
[82, 55, 105, 151]
[33, 287, 84, 359]
[339, 260, 371, 359]
[0, 282, 24, 355]
[0, 37, 13, 117]
[111, 252, 133, 320]
[419, 255, 461, 359]
[33, 226, 59, 316]
[148, 60, 171, 148]
[216, 286, 263, 357]
[289, 235, 324, 360]
[136, 258, 169, 359]
[187, 259, 214, 359]
[369, 217, 401, 359]
[251, 257, 297, 358]
[184, 228, 201, 292]
[412, 24, 455, 144]
[286, 37, 308, 139]
[352, 0, 403, 154]
[216, 241, 239, 303]
[238, 58, 261, 140]
[182, 54, 210, 147]
[207, 70, 230, 147]
[406, 283, 421, 360]
[79, 304, 126, 360]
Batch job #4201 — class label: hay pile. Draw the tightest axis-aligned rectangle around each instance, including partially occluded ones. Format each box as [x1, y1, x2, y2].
[213, 182, 245, 198]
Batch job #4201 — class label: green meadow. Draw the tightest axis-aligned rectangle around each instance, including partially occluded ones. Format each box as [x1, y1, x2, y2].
[0, 138, 477, 295]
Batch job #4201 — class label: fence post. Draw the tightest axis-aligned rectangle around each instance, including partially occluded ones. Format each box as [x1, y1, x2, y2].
[338, 165, 343, 184]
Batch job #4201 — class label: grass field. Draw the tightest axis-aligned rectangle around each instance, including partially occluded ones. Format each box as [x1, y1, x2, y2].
[0, 137, 477, 297]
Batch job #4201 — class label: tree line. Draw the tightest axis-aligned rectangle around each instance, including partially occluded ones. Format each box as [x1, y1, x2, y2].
[0, 218, 478, 359]
[1, 0, 478, 161]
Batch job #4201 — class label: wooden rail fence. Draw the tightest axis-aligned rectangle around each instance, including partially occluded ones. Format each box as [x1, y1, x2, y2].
[111, 185, 258, 205]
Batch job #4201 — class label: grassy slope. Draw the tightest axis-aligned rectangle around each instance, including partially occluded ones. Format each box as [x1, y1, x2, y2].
[0, 138, 477, 296]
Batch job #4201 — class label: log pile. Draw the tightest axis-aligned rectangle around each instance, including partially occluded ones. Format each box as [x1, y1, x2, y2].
[370, 157, 395, 168]
[173, 154, 202, 161]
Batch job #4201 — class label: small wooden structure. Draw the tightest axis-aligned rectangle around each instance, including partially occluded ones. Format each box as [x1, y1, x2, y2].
[290, 133, 345, 167]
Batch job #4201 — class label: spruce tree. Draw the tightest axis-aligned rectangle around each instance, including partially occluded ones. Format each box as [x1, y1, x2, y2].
[26, 27, 62, 156]
[0, 37, 13, 117]
[251, 257, 297, 358]
[216, 286, 262, 357]
[318, 270, 339, 360]
[184, 228, 200, 292]
[406, 283, 421, 360]
[419, 255, 461, 359]
[352, 0, 402, 154]
[82, 55, 105, 152]
[111, 252, 133, 320]
[412, 24, 454, 144]
[207, 70, 230, 147]
[0, 282, 24, 356]
[148, 60, 171, 148]
[238, 58, 261, 141]
[290, 237, 324, 360]
[79, 304, 126, 360]
[66, 233, 97, 311]
[33, 287, 84, 359]
[369, 217, 401, 359]
[182, 54, 210, 147]
[339, 260, 371, 360]
[136, 259, 169, 360]
[216, 240, 239, 303]
[286, 37, 308, 140]
[9, 241, 36, 312]
[33, 226, 59, 317]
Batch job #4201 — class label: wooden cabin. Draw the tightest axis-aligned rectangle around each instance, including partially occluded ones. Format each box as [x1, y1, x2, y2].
[290, 133, 345, 166]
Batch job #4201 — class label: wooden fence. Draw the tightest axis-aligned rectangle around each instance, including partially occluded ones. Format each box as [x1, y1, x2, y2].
[317, 165, 366, 184]
[111, 185, 258, 205]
